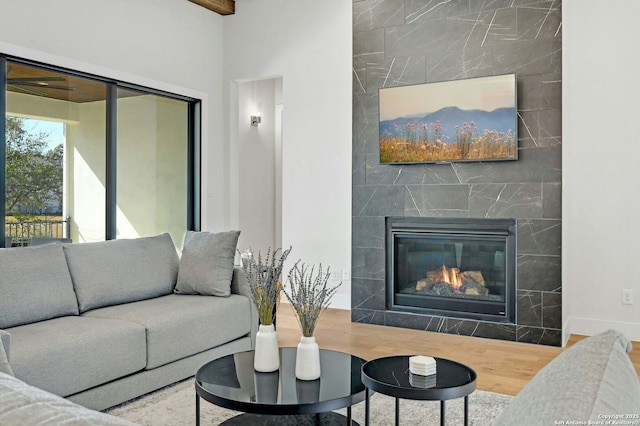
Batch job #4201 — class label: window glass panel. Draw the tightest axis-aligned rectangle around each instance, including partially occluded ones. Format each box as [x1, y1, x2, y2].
[5, 61, 107, 245]
[116, 88, 188, 249]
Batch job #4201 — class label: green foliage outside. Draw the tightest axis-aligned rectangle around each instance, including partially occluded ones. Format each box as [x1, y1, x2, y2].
[5, 116, 63, 218]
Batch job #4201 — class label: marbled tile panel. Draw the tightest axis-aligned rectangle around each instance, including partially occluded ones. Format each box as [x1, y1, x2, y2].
[447, 8, 517, 51]
[518, 74, 544, 111]
[385, 19, 449, 59]
[516, 1, 562, 42]
[404, 184, 470, 217]
[469, 0, 515, 13]
[366, 55, 426, 91]
[458, 146, 561, 184]
[353, 92, 378, 120]
[352, 308, 386, 326]
[352, 278, 386, 310]
[469, 183, 542, 219]
[493, 38, 562, 76]
[538, 108, 562, 145]
[353, 185, 405, 217]
[352, 112, 379, 156]
[351, 247, 385, 280]
[352, 216, 385, 248]
[517, 219, 561, 256]
[542, 182, 561, 219]
[517, 254, 561, 292]
[446, 319, 517, 341]
[517, 290, 542, 327]
[369, 162, 467, 185]
[405, 0, 471, 24]
[518, 110, 540, 145]
[542, 291, 562, 329]
[426, 46, 495, 82]
[353, 155, 366, 186]
[353, 28, 385, 63]
[353, 63, 367, 96]
[517, 326, 561, 346]
[353, 0, 405, 33]
[386, 311, 444, 332]
[352, 0, 563, 346]
[367, 160, 430, 185]
[540, 73, 562, 109]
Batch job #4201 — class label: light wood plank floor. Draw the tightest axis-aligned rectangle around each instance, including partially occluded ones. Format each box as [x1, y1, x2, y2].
[275, 306, 640, 396]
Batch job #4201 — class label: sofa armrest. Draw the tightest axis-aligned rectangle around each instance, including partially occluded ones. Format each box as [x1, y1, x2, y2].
[494, 330, 640, 425]
[0, 329, 13, 377]
[230, 266, 250, 298]
[0, 330, 9, 361]
[230, 267, 258, 348]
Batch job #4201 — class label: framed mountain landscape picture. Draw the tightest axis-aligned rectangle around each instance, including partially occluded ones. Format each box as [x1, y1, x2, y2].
[379, 74, 518, 164]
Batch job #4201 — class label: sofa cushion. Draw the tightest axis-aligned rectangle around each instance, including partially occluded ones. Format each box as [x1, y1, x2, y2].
[83, 293, 252, 369]
[174, 230, 240, 297]
[494, 329, 640, 425]
[0, 244, 79, 328]
[8, 316, 147, 397]
[0, 371, 138, 426]
[63, 233, 179, 312]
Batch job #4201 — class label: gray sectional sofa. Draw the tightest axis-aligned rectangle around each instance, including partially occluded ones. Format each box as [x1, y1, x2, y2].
[0, 232, 257, 411]
[494, 329, 640, 424]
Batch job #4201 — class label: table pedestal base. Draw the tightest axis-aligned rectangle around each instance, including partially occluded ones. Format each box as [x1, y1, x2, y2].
[221, 412, 360, 425]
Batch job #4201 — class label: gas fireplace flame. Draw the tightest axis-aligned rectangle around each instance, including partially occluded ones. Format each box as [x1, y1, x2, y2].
[441, 264, 462, 289]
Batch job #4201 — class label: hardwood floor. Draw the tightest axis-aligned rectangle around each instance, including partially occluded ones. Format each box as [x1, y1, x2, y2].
[275, 306, 640, 396]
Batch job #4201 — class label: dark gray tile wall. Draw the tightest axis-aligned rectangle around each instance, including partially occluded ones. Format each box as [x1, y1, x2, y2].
[352, 0, 562, 346]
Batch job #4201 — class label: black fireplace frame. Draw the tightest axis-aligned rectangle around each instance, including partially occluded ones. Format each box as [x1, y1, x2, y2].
[386, 217, 517, 324]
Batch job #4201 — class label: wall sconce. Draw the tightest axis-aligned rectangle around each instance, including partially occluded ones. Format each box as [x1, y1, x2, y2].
[251, 113, 261, 126]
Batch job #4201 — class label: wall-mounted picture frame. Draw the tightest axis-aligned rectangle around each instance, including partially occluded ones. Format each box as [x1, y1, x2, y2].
[379, 74, 518, 164]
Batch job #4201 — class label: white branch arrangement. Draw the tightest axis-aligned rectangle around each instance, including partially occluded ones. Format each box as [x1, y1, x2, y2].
[240, 247, 291, 326]
[283, 262, 342, 337]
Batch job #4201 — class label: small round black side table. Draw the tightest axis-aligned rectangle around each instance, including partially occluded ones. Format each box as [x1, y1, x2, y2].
[195, 348, 367, 425]
[361, 356, 476, 426]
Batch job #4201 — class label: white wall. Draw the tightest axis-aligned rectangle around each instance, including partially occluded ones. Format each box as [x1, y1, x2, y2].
[0, 0, 225, 232]
[563, 0, 640, 342]
[223, 0, 353, 308]
[237, 79, 279, 253]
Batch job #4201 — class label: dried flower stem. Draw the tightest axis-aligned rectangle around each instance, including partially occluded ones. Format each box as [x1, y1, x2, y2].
[241, 247, 291, 325]
[284, 262, 341, 337]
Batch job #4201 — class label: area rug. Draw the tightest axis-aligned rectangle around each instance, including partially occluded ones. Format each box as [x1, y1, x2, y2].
[107, 379, 512, 425]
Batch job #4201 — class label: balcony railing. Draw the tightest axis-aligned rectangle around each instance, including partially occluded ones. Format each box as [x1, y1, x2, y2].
[5, 217, 70, 247]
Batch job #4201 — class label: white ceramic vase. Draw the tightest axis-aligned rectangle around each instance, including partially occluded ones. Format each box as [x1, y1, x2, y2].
[254, 324, 279, 372]
[295, 335, 321, 380]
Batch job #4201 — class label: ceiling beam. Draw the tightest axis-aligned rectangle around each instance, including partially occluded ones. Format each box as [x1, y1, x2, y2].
[187, 0, 235, 15]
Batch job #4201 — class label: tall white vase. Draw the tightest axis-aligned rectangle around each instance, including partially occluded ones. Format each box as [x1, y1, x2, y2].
[295, 336, 321, 380]
[254, 324, 279, 372]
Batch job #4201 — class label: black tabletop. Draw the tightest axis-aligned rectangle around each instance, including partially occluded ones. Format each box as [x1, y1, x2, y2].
[195, 348, 367, 416]
[361, 356, 476, 401]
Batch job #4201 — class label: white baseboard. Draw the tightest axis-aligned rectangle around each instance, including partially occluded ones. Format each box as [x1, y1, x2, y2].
[567, 316, 640, 342]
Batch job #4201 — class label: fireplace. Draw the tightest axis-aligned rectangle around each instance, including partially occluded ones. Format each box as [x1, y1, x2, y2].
[386, 217, 516, 324]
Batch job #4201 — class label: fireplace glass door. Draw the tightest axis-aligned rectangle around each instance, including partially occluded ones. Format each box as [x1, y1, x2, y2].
[387, 217, 516, 323]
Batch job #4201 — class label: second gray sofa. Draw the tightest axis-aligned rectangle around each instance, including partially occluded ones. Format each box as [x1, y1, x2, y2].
[0, 232, 257, 411]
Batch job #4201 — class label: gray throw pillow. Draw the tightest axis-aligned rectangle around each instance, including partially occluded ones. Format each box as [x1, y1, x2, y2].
[0, 338, 13, 377]
[174, 230, 240, 297]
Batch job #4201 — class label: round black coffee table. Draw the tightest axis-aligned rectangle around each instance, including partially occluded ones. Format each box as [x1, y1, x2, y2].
[195, 348, 367, 425]
[361, 356, 476, 426]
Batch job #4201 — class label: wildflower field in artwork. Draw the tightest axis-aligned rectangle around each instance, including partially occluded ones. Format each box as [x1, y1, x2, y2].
[378, 74, 517, 164]
[379, 120, 516, 164]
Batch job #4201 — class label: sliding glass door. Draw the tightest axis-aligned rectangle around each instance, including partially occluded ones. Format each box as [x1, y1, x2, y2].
[116, 88, 189, 247]
[1, 56, 200, 249]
